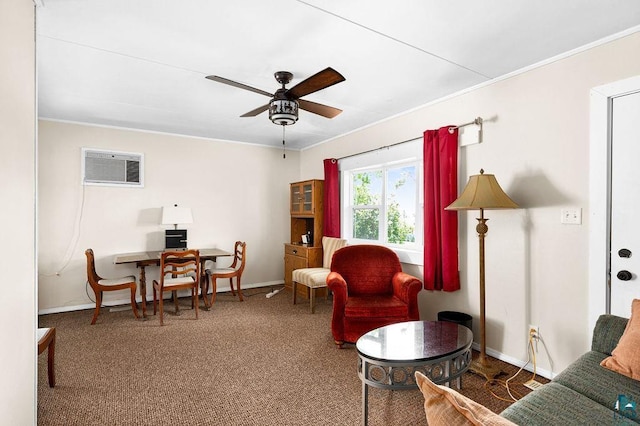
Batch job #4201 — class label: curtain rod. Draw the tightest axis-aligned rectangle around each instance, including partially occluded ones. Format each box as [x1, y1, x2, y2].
[335, 116, 484, 161]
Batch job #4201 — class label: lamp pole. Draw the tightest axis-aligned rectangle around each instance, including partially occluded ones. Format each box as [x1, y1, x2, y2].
[471, 207, 501, 379]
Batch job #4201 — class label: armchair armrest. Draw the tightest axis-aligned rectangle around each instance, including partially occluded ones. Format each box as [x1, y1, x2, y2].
[327, 271, 348, 307]
[327, 271, 348, 343]
[392, 272, 423, 320]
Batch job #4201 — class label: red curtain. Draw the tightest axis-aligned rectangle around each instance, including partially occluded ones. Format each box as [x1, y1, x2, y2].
[323, 158, 340, 237]
[423, 127, 460, 291]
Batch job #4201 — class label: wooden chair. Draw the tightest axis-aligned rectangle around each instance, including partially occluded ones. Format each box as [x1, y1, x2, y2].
[292, 236, 347, 313]
[153, 250, 200, 325]
[204, 241, 246, 306]
[85, 248, 140, 325]
[37, 327, 56, 387]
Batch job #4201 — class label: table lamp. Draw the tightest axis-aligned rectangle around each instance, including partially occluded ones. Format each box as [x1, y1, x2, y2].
[162, 204, 193, 249]
[446, 169, 519, 380]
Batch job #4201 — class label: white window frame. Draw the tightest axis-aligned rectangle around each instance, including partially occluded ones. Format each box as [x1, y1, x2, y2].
[340, 138, 423, 265]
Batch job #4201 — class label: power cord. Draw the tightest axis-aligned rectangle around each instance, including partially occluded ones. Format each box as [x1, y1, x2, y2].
[484, 330, 539, 402]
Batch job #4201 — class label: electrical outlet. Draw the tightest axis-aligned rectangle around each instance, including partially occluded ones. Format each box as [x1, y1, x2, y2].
[529, 325, 539, 340]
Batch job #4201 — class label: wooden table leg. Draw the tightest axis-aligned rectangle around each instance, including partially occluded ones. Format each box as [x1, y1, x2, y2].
[138, 264, 148, 318]
[199, 259, 210, 309]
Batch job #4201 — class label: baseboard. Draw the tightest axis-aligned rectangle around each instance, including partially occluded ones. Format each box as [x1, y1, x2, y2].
[38, 280, 283, 315]
[473, 342, 555, 380]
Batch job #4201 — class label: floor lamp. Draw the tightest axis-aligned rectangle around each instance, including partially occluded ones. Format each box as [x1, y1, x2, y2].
[446, 169, 519, 380]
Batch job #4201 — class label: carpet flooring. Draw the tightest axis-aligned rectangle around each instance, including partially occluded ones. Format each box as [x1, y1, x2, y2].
[37, 288, 546, 425]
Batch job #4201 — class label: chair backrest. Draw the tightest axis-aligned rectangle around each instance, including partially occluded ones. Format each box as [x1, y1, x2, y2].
[85, 248, 101, 288]
[159, 249, 200, 288]
[330, 245, 402, 296]
[229, 241, 247, 273]
[322, 236, 347, 268]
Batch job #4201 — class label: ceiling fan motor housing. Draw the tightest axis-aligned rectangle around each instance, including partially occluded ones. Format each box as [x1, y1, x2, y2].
[269, 89, 298, 125]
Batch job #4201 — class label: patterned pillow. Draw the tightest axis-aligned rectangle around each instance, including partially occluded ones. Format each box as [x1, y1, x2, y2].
[601, 298, 640, 380]
[415, 371, 516, 426]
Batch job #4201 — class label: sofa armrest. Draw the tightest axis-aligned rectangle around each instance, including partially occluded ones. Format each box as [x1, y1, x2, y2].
[391, 272, 423, 320]
[591, 314, 628, 355]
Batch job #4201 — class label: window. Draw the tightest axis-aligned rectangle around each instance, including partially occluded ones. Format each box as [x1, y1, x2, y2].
[340, 139, 423, 264]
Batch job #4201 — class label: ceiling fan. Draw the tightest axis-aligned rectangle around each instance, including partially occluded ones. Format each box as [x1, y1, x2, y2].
[205, 67, 346, 126]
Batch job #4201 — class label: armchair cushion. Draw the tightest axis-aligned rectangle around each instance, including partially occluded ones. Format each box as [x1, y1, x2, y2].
[345, 296, 408, 318]
[292, 268, 331, 288]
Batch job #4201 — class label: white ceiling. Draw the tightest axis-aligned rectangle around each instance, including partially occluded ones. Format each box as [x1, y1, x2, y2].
[37, 1, 640, 150]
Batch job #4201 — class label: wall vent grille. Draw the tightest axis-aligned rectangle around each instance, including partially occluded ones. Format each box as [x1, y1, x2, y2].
[82, 148, 144, 187]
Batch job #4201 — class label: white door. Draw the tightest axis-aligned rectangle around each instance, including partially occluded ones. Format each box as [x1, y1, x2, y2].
[610, 91, 640, 317]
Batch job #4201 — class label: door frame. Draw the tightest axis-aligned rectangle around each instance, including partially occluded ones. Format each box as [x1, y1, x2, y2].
[589, 75, 640, 334]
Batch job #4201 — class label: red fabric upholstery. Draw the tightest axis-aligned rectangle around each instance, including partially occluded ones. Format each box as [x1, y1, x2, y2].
[327, 245, 423, 347]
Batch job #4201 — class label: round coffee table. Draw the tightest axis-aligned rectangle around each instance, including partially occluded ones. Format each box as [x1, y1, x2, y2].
[356, 320, 473, 425]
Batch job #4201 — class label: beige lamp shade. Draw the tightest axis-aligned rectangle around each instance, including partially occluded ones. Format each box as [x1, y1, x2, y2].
[161, 205, 193, 226]
[446, 169, 519, 211]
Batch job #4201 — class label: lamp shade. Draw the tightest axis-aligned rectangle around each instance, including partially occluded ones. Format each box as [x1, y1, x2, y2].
[446, 169, 519, 211]
[161, 205, 193, 226]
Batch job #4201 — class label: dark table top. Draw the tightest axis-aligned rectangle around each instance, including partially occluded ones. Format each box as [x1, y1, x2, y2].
[356, 320, 473, 363]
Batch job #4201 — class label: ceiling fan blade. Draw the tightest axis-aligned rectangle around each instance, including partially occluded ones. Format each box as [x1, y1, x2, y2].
[240, 104, 270, 117]
[287, 67, 345, 99]
[205, 75, 273, 97]
[298, 99, 342, 119]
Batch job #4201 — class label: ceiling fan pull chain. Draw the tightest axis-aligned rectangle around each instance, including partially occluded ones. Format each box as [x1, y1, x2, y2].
[282, 125, 286, 159]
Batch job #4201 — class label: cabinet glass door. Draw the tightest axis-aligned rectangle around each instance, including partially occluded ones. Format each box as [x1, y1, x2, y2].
[291, 185, 302, 213]
[303, 183, 313, 213]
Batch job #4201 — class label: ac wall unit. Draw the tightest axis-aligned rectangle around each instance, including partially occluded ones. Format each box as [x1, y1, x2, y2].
[82, 148, 144, 187]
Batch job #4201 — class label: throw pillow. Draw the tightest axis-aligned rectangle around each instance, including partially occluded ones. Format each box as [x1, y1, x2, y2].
[601, 298, 640, 380]
[415, 371, 516, 426]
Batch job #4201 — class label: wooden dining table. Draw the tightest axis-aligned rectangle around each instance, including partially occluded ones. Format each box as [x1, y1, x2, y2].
[113, 248, 233, 318]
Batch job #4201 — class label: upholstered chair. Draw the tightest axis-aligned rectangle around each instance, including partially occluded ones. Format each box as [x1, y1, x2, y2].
[292, 236, 347, 313]
[327, 245, 423, 347]
[204, 241, 246, 305]
[85, 248, 140, 325]
[38, 327, 56, 387]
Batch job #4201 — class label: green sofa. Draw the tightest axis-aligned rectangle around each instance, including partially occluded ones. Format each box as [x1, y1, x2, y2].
[501, 314, 640, 425]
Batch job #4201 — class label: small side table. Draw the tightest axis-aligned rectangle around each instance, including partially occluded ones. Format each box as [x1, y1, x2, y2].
[356, 321, 473, 426]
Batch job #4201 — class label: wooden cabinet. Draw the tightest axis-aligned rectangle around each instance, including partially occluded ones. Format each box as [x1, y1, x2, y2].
[285, 179, 324, 298]
[284, 243, 323, 298]
[290, 180, 323, 217]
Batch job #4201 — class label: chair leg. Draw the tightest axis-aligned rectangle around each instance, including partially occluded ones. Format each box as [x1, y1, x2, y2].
[159, 293, 164, 326]
[292, 281, 298, 305]
[210, 276, 217, 305]
[193, 287, 199, 320]
[229, 277, 235, 296]
[237, 276, 243, 302]
[91, 291, 102, 325]
[310, 287, 316, 314]
[201, 276, 209, 308]
[47, 329, 56, 387]
[129, 286, 140, 319]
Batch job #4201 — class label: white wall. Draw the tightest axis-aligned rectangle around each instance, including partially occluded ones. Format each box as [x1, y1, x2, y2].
[300, 33, 640, 375]
[38, 121, 299, 311]
[0, 0, 36, 423]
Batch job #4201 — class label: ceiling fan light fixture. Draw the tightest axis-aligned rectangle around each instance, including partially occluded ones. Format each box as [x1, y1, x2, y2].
[269, 98, 298, 126]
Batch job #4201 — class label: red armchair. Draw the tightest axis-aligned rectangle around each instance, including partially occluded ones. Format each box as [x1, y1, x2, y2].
[326, 245, 423, 347]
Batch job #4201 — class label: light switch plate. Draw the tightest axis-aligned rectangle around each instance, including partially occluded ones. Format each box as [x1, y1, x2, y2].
[561, 208, 582, 225]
